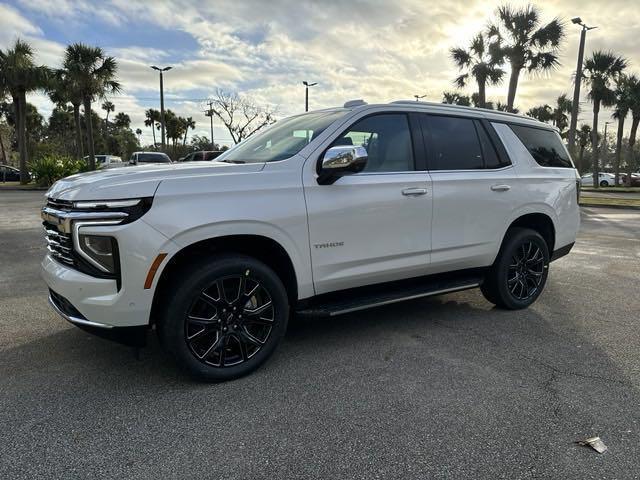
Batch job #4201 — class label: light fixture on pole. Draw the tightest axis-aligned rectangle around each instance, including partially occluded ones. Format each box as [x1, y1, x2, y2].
[567, 17, 597, 155]
[414, 94, 427, 102]
[303, 81, 317, 112]
[151, 65, 172, 151]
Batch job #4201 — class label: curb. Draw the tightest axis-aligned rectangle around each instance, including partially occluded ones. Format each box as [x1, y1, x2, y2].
[580, 203, 640, 211]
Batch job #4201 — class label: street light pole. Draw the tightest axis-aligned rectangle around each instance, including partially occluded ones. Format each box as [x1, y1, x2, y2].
[205, 101, 215, 150]
[414, 94, 427, 102]
[151, 66, 172, 151]
[567, 18, 596, 155]
[302, 81, 317, 112]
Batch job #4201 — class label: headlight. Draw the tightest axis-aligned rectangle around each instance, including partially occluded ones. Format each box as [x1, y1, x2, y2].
[77, 234, 118, 273]
[72, 197, 153, 224]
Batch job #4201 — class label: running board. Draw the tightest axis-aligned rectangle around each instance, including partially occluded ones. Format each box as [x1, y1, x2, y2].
[296, 271, 484, 317]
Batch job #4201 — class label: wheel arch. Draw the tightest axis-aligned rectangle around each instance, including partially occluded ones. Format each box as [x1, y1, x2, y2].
[505, 212, 556, 254]
[149, 234, 299, 325]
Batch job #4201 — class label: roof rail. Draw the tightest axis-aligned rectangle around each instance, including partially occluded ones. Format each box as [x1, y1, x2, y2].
[344, 99, 367, 108]
[390, 100, 531, 120]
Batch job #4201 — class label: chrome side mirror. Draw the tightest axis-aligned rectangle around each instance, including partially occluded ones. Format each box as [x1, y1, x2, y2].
[317, 146, 368, 185]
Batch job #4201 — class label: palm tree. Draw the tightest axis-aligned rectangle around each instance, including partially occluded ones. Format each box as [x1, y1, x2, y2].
[488, 5, 564, 111]
[144, 108, 159, 148]
[442, 91, 471, 106]
[583, 51, 627, 188]
[552, 94, 572, 134]
[113, 112, 130, 129]
[626, 76, 640, 186]
[450, 33, 504, 108]
[526, 104, 553, 123]
[135, 128, 142, 145]
[0, 39, 49, 183]
[612, 75, 633, 185]
[182, 116, 196, 145]
[48, 69, 84, 159]
[63, 43, 121, 170]
[576, 124, 591, 174]
[101, 100, 114, 127]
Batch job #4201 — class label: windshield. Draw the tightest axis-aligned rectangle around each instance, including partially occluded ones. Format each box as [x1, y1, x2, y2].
[218, 110, 348, 164]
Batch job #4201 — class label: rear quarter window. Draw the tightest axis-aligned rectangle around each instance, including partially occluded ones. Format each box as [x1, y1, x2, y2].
[509, 124, 573, 168]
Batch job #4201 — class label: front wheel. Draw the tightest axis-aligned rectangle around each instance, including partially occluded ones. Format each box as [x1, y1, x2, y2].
[158, 254, 289, 381]
[600, 180, 609, 187]
[481, 228, 549, 310]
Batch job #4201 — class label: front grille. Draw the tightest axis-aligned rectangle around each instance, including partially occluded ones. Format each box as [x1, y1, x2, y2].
[46, 197, 74, 211]
[43, 221, 75, 267]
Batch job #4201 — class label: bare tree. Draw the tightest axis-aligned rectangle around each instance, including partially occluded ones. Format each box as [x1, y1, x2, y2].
[209, 89, 276, 144]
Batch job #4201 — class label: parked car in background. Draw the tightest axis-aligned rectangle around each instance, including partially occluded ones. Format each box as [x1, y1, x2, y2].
[178, 151, 224, 162]
[84, 155, 124, 169]
[129, 152, 172, 165]
[619, 173, 640, 187]
[580, 172, 615, 187]
[0, 164, 31, 182]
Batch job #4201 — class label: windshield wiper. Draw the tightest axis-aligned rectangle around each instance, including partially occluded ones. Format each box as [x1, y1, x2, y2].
[218, 159, 246, 164]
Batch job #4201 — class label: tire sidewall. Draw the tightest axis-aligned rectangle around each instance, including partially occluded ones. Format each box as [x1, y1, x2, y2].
[160, 254, 289, 381]
[494, 229, 550, 309]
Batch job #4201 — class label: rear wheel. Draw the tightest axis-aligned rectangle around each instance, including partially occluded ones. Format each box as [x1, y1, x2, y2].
[158, 254, 289, 381]
[600, 180, 608, 187]
[482, 228, 549, 310]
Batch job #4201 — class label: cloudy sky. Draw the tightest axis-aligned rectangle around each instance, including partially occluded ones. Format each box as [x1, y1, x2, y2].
[1, 0, 639, 146]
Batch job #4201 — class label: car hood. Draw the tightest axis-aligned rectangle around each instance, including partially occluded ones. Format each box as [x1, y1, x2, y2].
[46, 161, 265, 201]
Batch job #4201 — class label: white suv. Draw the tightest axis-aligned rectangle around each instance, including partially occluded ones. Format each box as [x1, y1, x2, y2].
[41, 101, 580, 381]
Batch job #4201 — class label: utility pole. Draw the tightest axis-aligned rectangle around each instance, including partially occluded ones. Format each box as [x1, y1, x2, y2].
[151, 66, 172, 151]
[204, 101, 215, 150]
[302, 81, 317, 112]
[567, 18, 596, 155]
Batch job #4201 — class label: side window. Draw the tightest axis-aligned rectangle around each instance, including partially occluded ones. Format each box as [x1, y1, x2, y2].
[476, 122, 509, 169]
[427, 116, 483, 170]
[330, 114, 414, 172]
[509, 124, 573, 168]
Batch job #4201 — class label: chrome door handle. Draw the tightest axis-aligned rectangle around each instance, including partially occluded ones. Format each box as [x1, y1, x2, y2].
[402, 187, 428, 196]
[491, 184, 511, 192]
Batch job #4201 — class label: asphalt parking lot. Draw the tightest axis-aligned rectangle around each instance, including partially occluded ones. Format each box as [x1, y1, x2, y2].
[1, 190, 639, 479]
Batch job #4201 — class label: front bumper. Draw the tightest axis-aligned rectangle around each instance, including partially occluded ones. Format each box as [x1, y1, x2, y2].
[48, 288, 147, 346]
[40, 216, 177, 328]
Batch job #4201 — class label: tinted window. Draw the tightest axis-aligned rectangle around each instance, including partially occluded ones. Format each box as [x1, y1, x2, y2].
[476, 122, 508, 169]
[427, 116, 483, 170]
[331, 114, 413, 172]
[509, 125, 573, 168]
[138, 153, 171, 163]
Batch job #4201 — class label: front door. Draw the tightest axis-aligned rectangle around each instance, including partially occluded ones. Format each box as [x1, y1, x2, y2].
[303, 112, 433, 294]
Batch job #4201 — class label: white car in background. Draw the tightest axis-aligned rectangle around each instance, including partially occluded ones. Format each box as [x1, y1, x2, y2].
[84, 155, 125, 169]
[580, 172, 615, 187]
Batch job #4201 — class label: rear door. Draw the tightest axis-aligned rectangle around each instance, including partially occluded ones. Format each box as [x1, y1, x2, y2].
[419, 114, 515, 271]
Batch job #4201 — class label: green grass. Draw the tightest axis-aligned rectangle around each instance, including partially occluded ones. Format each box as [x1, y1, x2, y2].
[580, 196, 640, 208]
[581, 186, 640, 193]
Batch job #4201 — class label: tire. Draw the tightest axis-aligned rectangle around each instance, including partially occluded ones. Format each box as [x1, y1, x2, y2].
[600, 180, 608, 187]
[481, 227, 549, 310]
[158, 254, 289, 382]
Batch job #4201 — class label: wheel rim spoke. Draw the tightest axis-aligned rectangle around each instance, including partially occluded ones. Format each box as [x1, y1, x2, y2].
[507, 240, 547, 300]
[185, 273, 274, 368]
